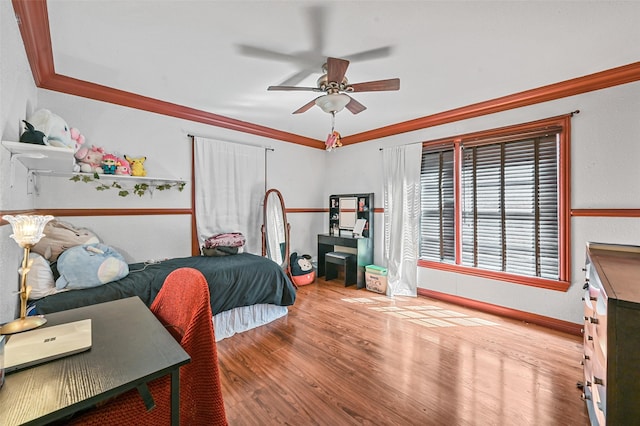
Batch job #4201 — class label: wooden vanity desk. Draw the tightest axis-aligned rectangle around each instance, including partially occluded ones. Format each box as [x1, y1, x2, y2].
[318, 193, 374, 289]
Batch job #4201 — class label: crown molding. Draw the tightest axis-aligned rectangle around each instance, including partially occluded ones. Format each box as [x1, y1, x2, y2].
[11, 0, 324, 149]
[12, 0, 640, 149]
[342, 61, 640, 145]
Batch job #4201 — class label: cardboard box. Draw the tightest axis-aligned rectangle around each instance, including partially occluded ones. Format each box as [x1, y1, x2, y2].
[365, 265, 388, 294]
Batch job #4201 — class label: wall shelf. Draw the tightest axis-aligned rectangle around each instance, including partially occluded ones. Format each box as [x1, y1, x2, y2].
[37, 170, 184, 185]
[2, 140, 75, 175]
[2, 140, 187, 196]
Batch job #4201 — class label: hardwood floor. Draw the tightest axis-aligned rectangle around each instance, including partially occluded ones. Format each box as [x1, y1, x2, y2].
[216, 278, 590, 425]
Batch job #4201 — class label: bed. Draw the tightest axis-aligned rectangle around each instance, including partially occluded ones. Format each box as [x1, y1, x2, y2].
[30, 253, 297, 340]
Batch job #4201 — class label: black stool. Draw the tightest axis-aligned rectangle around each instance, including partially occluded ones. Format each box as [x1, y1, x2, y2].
[325, 251, 357, 286]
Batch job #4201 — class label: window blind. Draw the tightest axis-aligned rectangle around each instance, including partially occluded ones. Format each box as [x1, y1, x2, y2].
[460, 134, 559, 279]
[420, 148, 455, 263]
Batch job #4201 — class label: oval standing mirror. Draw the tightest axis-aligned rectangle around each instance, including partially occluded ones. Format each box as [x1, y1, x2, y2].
[262, 189, 290, 275]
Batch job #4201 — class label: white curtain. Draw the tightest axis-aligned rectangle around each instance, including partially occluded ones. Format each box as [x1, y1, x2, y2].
[382, 144, 422, 297]
[194, 137, 266, 255]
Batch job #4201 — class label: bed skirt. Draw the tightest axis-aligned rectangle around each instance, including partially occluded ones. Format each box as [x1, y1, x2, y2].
[213, 304, 288, 341]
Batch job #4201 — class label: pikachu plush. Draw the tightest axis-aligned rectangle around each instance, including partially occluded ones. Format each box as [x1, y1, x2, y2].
[125, 155, 147, 177]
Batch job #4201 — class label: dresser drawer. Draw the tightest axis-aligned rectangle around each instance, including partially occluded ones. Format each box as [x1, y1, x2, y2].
[583, 321, 595, 354]
[593, 297, 607, 355]
[592, 340, 606, 382]
[583, 336, 594, 365]
[586, 283, 601, 302]
[583, 290, 595, 317]
[593, 381, 606, 414]
[583, 351, 593, 388]
[592, 352, 607, 425]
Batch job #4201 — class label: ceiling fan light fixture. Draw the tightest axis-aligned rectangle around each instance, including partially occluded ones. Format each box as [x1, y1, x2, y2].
[315, 93, 350, 113]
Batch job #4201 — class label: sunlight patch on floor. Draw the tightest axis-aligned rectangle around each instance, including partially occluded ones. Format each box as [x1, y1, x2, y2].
[340, 297, 499, 328]
[369, 306, 405, 312]
[410, 318, 458, 327]
[341, 297, 379, 304]
[405, 305, 443, 311]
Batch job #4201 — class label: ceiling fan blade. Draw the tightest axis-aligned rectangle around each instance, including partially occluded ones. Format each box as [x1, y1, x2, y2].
[327, 57, 349, 83]
[307, 5, 326, 53]
[292, 98, 320, 114]
[278, 69, 317, 87]
[236, 44, 298, 62]
[349, 78, 400, 92]
[345, 96, 367, 115]
[344, 46, 394, 62]
[268, 85, 322, 92]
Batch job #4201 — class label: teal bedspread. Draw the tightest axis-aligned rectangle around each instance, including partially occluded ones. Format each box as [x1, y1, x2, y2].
[32, 253, 296, 316]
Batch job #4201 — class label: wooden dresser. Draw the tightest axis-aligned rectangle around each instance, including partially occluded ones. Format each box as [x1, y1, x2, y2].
[580, 243, 640, 425]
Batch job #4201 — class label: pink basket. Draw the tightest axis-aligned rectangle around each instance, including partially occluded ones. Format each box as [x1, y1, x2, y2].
[291, 271, 315, 286]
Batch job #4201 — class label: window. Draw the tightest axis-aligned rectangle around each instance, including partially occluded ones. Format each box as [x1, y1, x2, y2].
[419, 115, 571, 290]
[420, 147, 455, 263]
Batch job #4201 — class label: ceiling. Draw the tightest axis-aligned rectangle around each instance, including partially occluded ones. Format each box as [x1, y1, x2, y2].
[39, 1, 640, 146]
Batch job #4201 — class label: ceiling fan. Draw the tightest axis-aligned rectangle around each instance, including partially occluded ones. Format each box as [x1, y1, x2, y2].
[268, 57, 400, 115]
[237, 5, 394, 87]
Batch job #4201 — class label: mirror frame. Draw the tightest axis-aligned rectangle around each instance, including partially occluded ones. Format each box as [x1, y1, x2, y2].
[261, 188, 291, 276]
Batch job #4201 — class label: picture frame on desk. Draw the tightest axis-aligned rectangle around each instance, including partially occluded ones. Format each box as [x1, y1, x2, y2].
[353, 219, 367, 238]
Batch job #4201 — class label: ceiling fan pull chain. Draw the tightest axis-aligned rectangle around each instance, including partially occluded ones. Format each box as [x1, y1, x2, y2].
[331, 111, 336, 133]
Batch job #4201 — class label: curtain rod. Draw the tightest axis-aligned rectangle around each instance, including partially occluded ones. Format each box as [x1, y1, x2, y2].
[187, 134, 275, 151]
[378, 110, 581, 151]
[379, 141, 423, 151]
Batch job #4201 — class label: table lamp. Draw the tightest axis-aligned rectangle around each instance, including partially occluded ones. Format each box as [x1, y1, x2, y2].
[0, 214, 54, 334]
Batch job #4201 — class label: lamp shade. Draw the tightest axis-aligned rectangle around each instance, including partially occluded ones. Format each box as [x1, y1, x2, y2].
[315, 93, 351, 113]
[2, 215, 54, 247]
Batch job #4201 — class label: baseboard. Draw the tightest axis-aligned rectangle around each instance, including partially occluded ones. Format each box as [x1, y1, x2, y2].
[418, 288, 583, 336]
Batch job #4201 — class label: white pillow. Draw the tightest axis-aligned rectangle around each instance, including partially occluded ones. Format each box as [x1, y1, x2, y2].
[26, 253, 58, 300]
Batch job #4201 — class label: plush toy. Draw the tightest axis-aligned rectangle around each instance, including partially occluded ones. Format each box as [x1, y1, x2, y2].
[115, 156, 131, 176]
[325, 130, 342, 151]
[290, 252, 315, 286]
[75, 145, 105, 174]
[31, 219, 101, 262]
[55, 243, 129, 290]
[101, 153, 118, 174]
[25, 109, 74, 150]
[19, 120, 47, 145]
[125, 155, 147, 177]
[70, 128, 85, 151]
[69, 128, 86, 172]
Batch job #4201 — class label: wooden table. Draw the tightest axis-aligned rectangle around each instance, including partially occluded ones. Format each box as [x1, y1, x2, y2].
[0, 296, 190, 425]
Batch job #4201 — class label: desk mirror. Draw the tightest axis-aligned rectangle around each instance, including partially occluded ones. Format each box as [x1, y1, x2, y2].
[262, 189, 290, 275]
[339, 197, 357, 229]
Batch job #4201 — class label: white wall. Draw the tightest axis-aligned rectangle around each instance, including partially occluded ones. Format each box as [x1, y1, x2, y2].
[25, 89, 327, 257]
[325, 81, 640, 325]
[0, 1, 40, 323]
[264, 140, 327, 259]
[320, 142, 386, 264]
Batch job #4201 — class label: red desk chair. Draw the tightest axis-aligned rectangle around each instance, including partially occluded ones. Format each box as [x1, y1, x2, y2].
[69, 267, 228, 425]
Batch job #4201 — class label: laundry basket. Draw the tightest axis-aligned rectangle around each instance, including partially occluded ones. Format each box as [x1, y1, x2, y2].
[365, 265, 388, 294]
